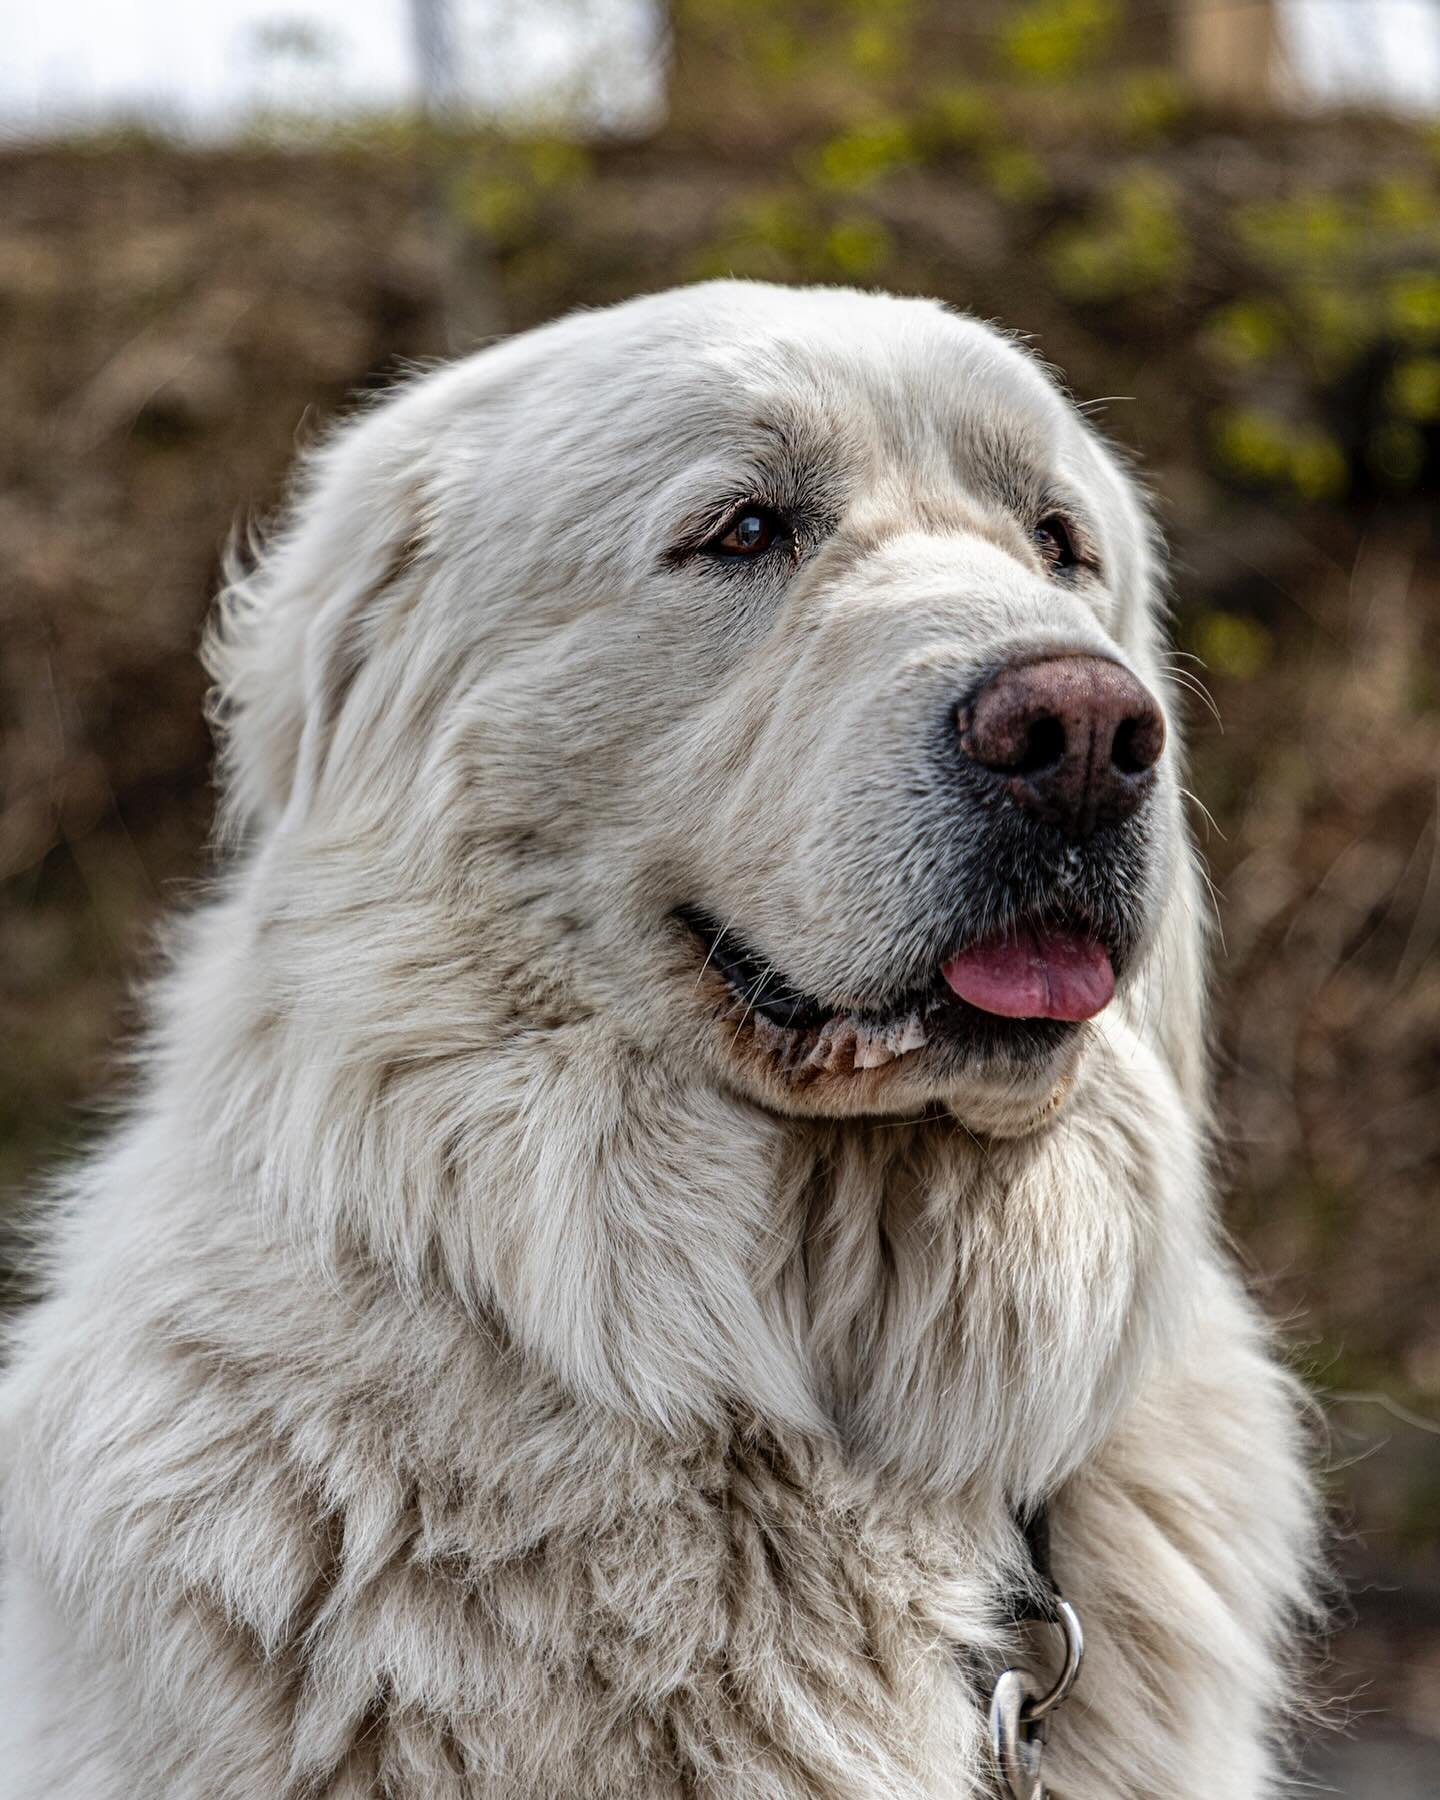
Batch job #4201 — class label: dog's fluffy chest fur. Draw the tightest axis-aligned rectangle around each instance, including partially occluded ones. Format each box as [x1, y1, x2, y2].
[0, 1132, 1029, 1797]
[2, 995, 1306, 1799]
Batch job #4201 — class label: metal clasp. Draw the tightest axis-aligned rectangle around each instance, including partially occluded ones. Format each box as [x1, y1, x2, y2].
[988, 1597, 1084, 1800]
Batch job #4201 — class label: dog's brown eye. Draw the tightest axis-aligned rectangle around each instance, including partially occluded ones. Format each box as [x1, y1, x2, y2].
[713, 508, 780, 558]
[1033, 513, 1080, 574]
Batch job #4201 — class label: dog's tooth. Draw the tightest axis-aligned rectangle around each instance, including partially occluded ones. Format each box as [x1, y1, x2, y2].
[826, 1023, 859, 1072]
[895, 1013, 929, 1054]
[853, 1028, 894, 1069]
[808, 1018, 856, 1072]
[804, 1020, 838, 1069]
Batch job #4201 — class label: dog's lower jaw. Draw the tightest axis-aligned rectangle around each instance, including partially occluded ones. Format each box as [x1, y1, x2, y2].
[941, 1035, 1090, 1141]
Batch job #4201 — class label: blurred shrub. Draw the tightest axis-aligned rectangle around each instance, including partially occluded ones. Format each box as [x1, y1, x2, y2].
[998, 0, 1118, 82]
[449, 136, 593, 249]
[1191, 609, 1274, 682]
[693, 191, 893, 281]
[808, 115, 916, 190]
[1212, 407, 1347, 501]
[1048, 170, 1187, 300]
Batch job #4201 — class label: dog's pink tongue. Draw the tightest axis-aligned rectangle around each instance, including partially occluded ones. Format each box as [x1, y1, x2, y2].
[941, 928, 1115, 1022]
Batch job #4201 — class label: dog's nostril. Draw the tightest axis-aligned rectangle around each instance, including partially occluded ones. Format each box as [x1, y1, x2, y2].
[1111, 713, 1162, 777]
[1016, 714, 1066, 776]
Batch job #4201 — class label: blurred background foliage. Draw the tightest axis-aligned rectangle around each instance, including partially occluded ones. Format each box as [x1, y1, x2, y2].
[2, 0, 1439, 1782]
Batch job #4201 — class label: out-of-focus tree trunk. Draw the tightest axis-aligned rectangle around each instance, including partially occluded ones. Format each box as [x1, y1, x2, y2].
[411, 0, 458, 117]
[1176, 0, 1283, 108]
[408, 0, 506, 351]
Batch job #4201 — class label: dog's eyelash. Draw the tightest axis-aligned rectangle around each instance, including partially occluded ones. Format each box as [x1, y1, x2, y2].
[1031, 507, 1100, 579]
[703, 503, 793, 561]
[666, 499, 798, 569]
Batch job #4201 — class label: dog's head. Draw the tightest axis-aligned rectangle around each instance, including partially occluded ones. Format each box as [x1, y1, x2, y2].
[214, 282, 1193, 1136]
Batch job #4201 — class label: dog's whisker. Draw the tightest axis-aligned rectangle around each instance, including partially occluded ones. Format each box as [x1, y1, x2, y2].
[1161, 666, 1224, 730]
[730, 960, 778, 1047]
[692, 916, 734, 992]
[1179, 786, 1226, 843]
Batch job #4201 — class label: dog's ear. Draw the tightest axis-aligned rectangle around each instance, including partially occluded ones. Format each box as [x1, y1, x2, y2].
[205, 404, 424, 839]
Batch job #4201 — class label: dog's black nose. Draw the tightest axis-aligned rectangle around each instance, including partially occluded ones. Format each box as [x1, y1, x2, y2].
[958, 654, 1164, 839]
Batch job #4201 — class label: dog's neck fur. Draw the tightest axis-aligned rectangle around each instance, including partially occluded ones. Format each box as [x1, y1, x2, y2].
[161, 861, 1208, 1513]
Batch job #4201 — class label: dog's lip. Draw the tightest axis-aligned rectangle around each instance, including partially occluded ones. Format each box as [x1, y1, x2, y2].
[676, 905, 834, 1032]
[675, 903, 1120, 1072]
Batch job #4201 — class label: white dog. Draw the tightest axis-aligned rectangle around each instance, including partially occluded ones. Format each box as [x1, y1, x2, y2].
[0, 282, 1316, 1798]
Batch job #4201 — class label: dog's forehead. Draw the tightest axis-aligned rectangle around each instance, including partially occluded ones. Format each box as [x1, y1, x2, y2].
[565, 287, 1076, 503]
[647, 286, 1061, 439]
[418, 285, 1113, 552]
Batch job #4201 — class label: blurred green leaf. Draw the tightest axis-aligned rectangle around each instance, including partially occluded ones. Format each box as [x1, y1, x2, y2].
[1205, 299, 1287, 368]
[1388, 354, 1440, 420]
[998, 0, 1118, 82]
[1193, 610, 1274, 681]
[1212, 407, 1346, 500]
[1049, 171, 1187, 301]
[1389, 270, 1440, 343]
[1367, 420, 1427, 489]
[981, 143, 1048, 205]
[822, 214, 892, 275]
[808, 116, 915, 192]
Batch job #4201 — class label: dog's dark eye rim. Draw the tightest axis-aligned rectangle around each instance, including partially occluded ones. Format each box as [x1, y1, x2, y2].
[1032, 511, 1093, 576]
[702, 502, 791, 561]
[663, 498, 800, 570]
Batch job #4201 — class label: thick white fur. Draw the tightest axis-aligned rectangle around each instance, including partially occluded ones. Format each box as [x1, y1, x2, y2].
[0, 283, 1316, 1797]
